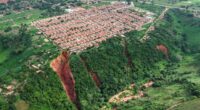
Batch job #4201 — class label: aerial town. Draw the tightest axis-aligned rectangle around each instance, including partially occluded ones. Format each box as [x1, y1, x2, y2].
[1, 0, 200, 110]
[32, 3, 154, 53]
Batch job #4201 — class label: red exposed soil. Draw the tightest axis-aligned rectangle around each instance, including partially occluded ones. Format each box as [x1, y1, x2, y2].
[50, 52, 80, 109]
[90, 71, 101, 87]
[123, 38, 133, 67]
[80, 57, 102, 88]
[156, 44, 169, 59]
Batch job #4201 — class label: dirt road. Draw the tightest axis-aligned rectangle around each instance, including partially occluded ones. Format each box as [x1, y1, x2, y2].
[140, 7, 169, 42]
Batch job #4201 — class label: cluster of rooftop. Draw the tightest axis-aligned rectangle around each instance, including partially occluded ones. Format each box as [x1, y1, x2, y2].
[0, 0, 9, 4]
[32, 3, 154, 53]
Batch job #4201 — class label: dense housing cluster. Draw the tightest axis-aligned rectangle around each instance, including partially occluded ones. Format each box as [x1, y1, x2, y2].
[32, 3, 153, 53]
[0, 0, 9, 4]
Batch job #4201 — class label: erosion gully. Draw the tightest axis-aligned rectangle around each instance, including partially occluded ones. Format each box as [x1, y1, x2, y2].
[50, 51, 102, 110]
[50, 51, 81, 110]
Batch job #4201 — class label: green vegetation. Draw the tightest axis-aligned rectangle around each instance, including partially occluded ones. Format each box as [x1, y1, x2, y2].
[70, 55, 103, 110]
[106, 9, 200, 110]
[173, 98, 200, 110]
[166, 9, 200, 52]
[0, 9, 44, 30]
[82, 1, 111, 9]
[0, 19, 76, 109]
[0, 49, 9, 64]
[0, 0, 80, 16]
[134, 2, 165, 14]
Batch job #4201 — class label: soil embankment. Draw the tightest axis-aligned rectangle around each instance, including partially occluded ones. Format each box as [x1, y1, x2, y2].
[121, 37, 134, 68]
[156, 44, 169, 59]
[50, 51, 81, 110]
[90, 71, 101, 87]
[124, 39, 133, 67]
[80, 56, 101, 88]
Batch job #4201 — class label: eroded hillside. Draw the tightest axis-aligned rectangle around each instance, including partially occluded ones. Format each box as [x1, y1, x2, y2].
[0, 2, 200, 110]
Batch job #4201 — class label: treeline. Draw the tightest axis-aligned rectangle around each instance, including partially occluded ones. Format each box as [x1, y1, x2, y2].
[70, 55, 104, 110]
[0, 24, 31, 54]
[134, 2, 165, 15]
[19, 66, 76, 110]
[0, 0, 82, 16]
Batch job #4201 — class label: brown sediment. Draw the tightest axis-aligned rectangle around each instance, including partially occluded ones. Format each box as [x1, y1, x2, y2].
[156, 44, 169, 59]
[124, 39, 132, 67]
[122, 37, 134, 68]
[80, 57, 101, 88]
[50, 51, 81, 110]
[90, 71, 101, 87]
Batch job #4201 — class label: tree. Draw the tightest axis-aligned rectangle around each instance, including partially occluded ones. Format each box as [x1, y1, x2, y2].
[11, 24, 31, 54]
[187, 82, 200, 97]
[126, 0, 131, 5]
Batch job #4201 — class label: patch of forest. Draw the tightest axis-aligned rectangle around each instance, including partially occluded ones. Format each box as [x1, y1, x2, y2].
[0, 0, 82, 16]
[105, 9, 200, 110]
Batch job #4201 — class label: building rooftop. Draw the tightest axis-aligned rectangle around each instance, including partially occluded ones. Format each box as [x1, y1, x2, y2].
[32, 3, 153, 53]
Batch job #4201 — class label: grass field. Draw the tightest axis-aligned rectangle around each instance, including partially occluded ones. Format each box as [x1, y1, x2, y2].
[0, 49, 10, 64]
[111, 53, 200, 110]
[172, 98, 200, 110]
[0, 9, 44, 30]
[153, 0, 200, 6]
[167, 9, 200, 49]
[81, 1, 111, 9]
[145, 84, 186, 105]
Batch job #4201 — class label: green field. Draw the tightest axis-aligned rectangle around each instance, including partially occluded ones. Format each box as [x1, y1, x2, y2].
[0, 49, 10, 64]
[153, 0, 200, 7]
[0, 9, 44, 30]
[165, 9, 200, 52]
[81, 1, 111, 9]
[172, 98, 200, 110]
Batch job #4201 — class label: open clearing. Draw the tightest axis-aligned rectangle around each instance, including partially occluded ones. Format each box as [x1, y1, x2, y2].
[14, 100, 29, 110]
[0, 9, 44, 30]
[172, 98, 200, 110]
